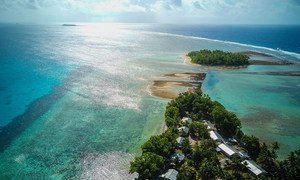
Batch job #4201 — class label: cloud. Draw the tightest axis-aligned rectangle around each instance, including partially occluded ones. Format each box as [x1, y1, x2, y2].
[26, 0, 38, 10]
[171, 0, 182, 7]
[0, 0, 300, 24]
[91, 0, 146, 13]
[193, 1, 204, 9]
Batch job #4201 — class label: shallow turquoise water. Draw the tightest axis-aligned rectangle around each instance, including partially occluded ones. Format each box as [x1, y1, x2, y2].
[203, 65, 300, 158]
[0, 24, 299, 178]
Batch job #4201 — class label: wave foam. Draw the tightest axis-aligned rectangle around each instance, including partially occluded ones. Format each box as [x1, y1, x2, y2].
[142, 31, 300, 60]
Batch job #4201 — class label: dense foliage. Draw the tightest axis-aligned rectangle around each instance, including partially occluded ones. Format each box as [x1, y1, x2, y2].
[277, 150, 300, 179]
[188, 49, 249, 66]
[211, 102, 241, 138]
[141, 133, 175, 157]
[177, 164, 197, 180]
[130, 88, 300, 179]
[129, 152, 164, 179]
[241, 135, 261, 160]
[189, 121, 209, 139]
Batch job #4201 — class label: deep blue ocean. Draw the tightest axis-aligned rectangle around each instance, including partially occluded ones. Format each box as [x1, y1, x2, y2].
[0, 24, 299, 178]
[140, 24, 300, 55]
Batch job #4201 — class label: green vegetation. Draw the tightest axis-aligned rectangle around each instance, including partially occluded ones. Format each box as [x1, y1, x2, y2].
[211, 102, 241, 138]
[241, 134, 261, 160]
[129, 152, 164, 179]
[177, 164, 197, 180]
[181, 138, 192, 155]
[277, 150, 300, 179]
[187, 49, 249, 66]
[189, 121, 209, 139]
[141, 133, 175, 157]
[130, 88, 300, 179]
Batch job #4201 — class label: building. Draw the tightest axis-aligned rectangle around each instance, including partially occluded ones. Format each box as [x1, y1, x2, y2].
[178, 126, 189, 136]
[170, 153, 185, 164]
[160, 169, 178, 180]
[181, 117, 192, 124]
[209, 130, 224, 142]
[238, 151, 250, 159]
[242, 160, 266, 176]
[227, 137, 238, 143]
[203, 120, 214, 130]
[176, 137, 184, 147]
[218, 143, 237, 157]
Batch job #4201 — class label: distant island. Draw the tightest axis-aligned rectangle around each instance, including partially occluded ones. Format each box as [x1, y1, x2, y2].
[187, 49, 250, 66]
[62, 24, 77, 26]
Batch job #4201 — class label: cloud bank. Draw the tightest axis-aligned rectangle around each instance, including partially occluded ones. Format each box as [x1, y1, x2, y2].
[0, 0, 299, 24]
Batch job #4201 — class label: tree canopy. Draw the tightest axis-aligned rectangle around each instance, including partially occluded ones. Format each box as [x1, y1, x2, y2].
[189, 121, 209, 139]
[129, 152, 164, 179]
[211, 103, 241, 138]
[141, 133, 175, 157]
[188, 49, 249, 66]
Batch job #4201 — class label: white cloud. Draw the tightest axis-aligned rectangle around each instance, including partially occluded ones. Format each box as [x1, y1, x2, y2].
[92, 0, 146, 13]
[0, 0, 300, 24]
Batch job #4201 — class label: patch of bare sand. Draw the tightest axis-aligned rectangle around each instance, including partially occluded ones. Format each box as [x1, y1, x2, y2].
[164, 72, 206, 81]
[184, 55, 199, 66]
[149, 80, 195, 99]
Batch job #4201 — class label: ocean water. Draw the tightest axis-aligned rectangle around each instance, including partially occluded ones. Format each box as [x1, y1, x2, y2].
[0, 23, 299, 178]
[137, 24, 300, 55]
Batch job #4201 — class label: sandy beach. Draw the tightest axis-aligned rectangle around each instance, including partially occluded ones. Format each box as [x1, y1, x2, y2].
[184, 55, 199, 66]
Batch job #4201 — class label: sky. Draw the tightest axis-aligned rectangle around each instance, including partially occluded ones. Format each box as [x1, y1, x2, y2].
[0, 0, 300, 24]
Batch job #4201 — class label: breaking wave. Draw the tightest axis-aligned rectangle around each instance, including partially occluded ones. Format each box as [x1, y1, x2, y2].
[142, 31, 300, 60]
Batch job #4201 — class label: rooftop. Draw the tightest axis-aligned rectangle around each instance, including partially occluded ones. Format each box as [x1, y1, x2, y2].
[181, 117, 192, 124]
[171, 153, 185, 163]
[176, 137, 184, 144]
[178, 126, 189, 135]
[238, 151, 250, 159]
[204, 120, 214, 130]
[242, 160, 266, 176]
[218, 143, 237, 156]
[209, 130, 224, 142]
[161, 169, 178, 180]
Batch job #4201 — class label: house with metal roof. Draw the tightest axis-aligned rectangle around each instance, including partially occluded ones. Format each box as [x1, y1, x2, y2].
[178, 126, 189, 136]
[209, 130, 224, 142]
[160, 169, 178, 180]
[242, 160, 266, 176]
[181, 117, 192, 124]
[203, 120, 214, 130]
[238, 151, 250, 159]
[218, 143, 237, 157]
[176, 137, 184, 147]
[170, 153, 185, 164]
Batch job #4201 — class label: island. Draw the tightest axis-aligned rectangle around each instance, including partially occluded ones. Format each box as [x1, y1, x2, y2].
[187, 49, 250, 66]
[62, 24, 77, 26]
[129, 88, 299, 179]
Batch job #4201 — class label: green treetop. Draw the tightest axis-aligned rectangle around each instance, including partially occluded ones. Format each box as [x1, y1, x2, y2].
[188, 49, 249, 66]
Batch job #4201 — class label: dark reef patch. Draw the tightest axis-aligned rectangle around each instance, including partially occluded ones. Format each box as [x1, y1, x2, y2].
[0, 66, 90, 153]
[242, 107, 300, 136]
[239, 71, 300, 76]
